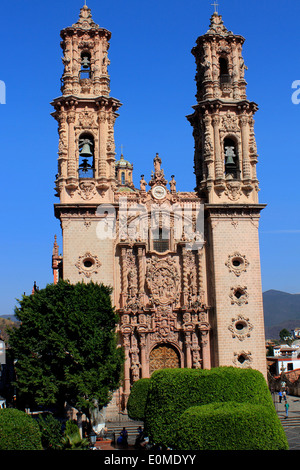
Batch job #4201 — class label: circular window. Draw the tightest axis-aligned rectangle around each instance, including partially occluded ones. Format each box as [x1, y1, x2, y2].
[232, 257, 243, 267]
[225, 253, 249, 277]
[83, 259, 94, 268]
[235, 320, 247, 332]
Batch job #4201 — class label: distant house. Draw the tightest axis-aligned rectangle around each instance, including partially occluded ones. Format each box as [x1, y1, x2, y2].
[267, 343, 300, 376]
[292, 328, 300, 339]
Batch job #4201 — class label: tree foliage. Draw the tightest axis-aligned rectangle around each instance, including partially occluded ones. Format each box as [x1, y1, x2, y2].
[0, 408, 42, 450]
[279, 328, 293, 345]
[9, 280, 124, 417]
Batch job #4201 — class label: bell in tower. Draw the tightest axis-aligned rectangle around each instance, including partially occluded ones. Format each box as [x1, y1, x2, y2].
[79, 137, 93, 157]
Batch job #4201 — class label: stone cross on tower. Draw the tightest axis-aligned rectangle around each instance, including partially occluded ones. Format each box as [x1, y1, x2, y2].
[211, 1, 219, 13]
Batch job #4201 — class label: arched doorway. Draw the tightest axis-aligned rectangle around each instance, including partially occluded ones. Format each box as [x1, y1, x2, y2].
[149, 344, 180, 375]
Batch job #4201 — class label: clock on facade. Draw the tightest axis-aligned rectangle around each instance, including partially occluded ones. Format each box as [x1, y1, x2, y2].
[152, 185, 167, 200]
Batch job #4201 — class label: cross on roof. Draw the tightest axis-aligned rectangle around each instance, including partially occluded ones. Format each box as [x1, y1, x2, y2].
[211, 1, 219, 13]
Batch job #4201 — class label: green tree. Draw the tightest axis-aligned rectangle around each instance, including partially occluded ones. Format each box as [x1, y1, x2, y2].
[279, 328, 293, 345]
[9, 280, 124, 420]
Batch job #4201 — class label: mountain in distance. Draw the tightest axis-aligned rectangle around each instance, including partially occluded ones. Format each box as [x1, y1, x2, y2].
[263, 290, 300, 340]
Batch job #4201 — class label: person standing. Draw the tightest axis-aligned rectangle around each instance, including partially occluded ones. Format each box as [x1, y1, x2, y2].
[278, 391, 282, 403]
[285, 401, 289, 419]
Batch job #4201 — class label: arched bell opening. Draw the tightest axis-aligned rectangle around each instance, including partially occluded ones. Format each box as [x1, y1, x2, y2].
[223, 136, 240, 180]
[219, 57, 231, 85]
[78, 132, 95, 178]
[80, 51, 92, 79]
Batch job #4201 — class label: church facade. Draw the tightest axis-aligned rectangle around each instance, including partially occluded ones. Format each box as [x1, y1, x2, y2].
[51, 6, 267, 406]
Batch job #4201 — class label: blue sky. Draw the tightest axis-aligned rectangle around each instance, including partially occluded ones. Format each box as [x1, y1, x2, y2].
[0, 0, 299, 316]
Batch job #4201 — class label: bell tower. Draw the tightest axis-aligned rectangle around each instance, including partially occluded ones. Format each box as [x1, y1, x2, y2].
[51, 5, 121, 288]
[187, 12, 259, 203]
[187, 12, 267, 377]
[51, 4, 121, 204]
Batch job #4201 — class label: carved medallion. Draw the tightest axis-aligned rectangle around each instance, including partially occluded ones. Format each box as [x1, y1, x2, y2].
[225, 252, 249, 277]
[75, 252, 101, 278]
[146, 257, 180, 305]
[228, 314, 253, 341]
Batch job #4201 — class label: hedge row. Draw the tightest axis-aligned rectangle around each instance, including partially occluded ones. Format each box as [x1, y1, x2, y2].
[176, 402, 288, 450]
[127, 378, 150, 421]
[127, 367, 288, 450]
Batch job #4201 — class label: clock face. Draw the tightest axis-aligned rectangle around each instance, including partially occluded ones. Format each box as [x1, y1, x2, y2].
[152, 185, 167, 200]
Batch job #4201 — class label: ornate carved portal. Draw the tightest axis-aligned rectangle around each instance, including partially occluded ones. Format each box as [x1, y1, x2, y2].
[149, 345, 180, 375]
[118, 241, 212, 402]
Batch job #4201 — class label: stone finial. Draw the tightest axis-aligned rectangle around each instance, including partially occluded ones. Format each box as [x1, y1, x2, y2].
[72, 5, 99, 30]
[206, 12, 231, 36]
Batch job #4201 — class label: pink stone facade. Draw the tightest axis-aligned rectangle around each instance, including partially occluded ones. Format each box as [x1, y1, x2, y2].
[52, 7, 267, 409]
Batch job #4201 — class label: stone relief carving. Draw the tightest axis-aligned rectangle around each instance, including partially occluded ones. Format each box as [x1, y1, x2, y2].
[75, 252, 101, 278]
[78, 181, 97, 200]
[229, 286, 249, 306]
[225, 252, 249, 277]
[224, 181, 242, 201]
[228, 314, 254, 341]
[233, 350, 253, 368]
[146, 257, 180, 306]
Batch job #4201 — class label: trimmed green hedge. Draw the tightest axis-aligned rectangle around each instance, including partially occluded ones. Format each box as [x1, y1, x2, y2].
[176, 402, 288, 450]
[0, 408, 42, 450]
[127, 378, 150, 421]
[144, 367, 282, 449]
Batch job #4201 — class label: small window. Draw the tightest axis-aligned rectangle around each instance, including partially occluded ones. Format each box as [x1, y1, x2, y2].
[121, 172, 125, 185]
[153, 227, 169, 253]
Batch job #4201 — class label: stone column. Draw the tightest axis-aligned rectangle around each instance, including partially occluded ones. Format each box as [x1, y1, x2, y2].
[212, 115, 223, 180]
[121, 329, 132, 398]
[197, 247, 204, 303]
[182, 247, 188, 306]
[139, 333, 147, 378]
[200, 326, 211, 369]
[185, 332, 192, 368]
[240, 115, 251, 181]
[67, 111, 76, 178]
[97, 109, 107, 179]
[120, 246, 127, 308]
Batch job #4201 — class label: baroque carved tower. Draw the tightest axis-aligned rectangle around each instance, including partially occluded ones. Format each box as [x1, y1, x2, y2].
[187, 12, 266, 375]
[51, 5, 124, 288]
[52, 5, 121, 205]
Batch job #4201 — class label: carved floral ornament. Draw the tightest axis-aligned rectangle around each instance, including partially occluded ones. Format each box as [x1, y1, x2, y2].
[225, 252, 249, 276]
[75, 252, 101, 278]
[228, 314, 253, 341]
[233, 350, 253, 368]
[229, 286, 248, 306]
[78, 181, 97, 200]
